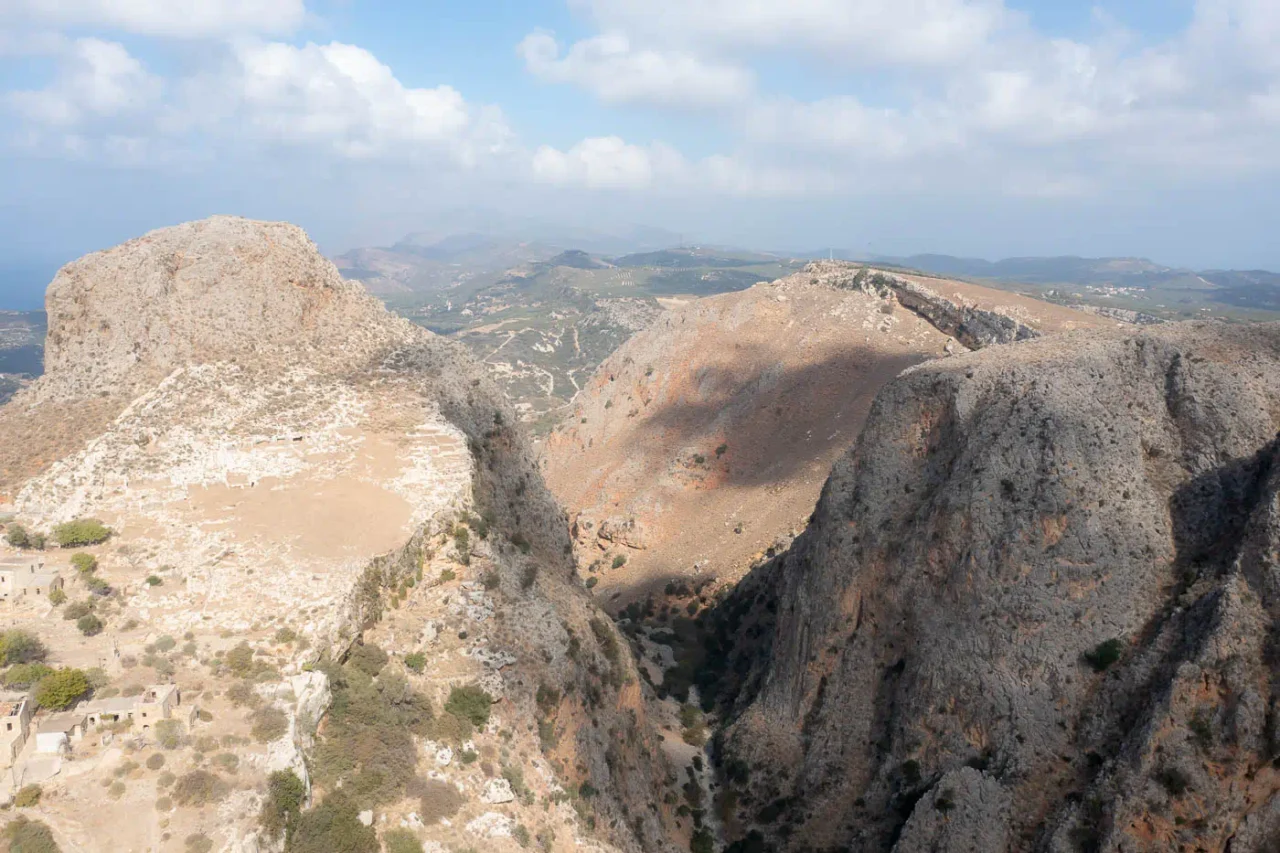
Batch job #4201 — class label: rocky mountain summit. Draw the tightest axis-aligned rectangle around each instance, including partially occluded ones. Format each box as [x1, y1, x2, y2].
[542, 262, 1111, 601]
[706, 320, 1280, 852]
[0, 217, 672, 853]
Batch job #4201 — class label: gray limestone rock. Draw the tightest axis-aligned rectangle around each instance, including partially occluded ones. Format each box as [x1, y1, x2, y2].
[713, 321, 1280, 852]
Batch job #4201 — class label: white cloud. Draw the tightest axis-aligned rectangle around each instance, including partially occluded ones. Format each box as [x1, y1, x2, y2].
[518, 30, 752, 107]
[7, 37, 161, 127]
[532, 135, 824, 196]
[152, 40, 513, 166]
[533, 136, 672, 189]
[0, 0, 305, 38]
[571, 0, 1008, 66]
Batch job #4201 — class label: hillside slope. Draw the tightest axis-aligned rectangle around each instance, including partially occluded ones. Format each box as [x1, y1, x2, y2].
[0, 217, 673, 853]
[542, 263, 1113, 601]
[708, 320, 1280, 852]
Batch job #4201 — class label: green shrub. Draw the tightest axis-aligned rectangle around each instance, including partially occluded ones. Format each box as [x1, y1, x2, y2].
[77, 614, 104, 636]
[154, 719, 184, 750]
[260, 769, 306, 841]
[225, 643, 255, 677]
[513, 824, 531, 848]
[35, 668, 89, 709]
[153, 635, 177, 653]
[715, 443, 728, 457]
[63, 601, 91, 621]
[226, 681, 259, 708]
[611, 555, 627, 569]
[585, 576, 598, 589]
[70, 553, 97, 574]
[439, 569, 456, 583]
[383, 828, 424, 853]
[251, 706, 289, 743]
[3, 663, 54, 689]
[172, 770, 228, 807]
[1083, 638, 1124, 672]
[84, 576, 110, 596]
[146, 753, 166, 770]
[414, 778, 463, 823]
[309, 661, 434, 809]
[145, 575, 163, 587]
[47, 588, 67, 606]
[691, 828, 715, 853]
[4, 524, 32, 549]
[427, 711, 471, 744]
[590, 618, 621, 667]
[52, 519, 111, 548]
[184, 834, 213, 853]
[14, 785, 42, 807]
[154, 796, 172, 812]
[403, 652, 426, 674]
[347, 643, 388, 677]
[274, 627, 298, 644]
[0, 630, 47, 666]
[444, 685, 493, 727]
[2, 815, 60, 852]
[288, 793, 378, 853]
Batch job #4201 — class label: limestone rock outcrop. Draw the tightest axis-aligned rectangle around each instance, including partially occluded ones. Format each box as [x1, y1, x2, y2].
[710, 321, 1280, 852]
[0, 217, 673, 852]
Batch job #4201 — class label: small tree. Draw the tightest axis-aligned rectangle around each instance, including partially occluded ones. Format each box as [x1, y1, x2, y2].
[444, 685, 493, 727]
[48, 588, 67, 606]
[52, 519, 111, 548]
[77, 614, 104, 636]
[403, 652, 426, 674]
[0, 630, 47, 666]
[259, 769, 306, 841]
[4, 524, 31, 549]
[35, 668, 90, 710]
[70, 553, 97, 574]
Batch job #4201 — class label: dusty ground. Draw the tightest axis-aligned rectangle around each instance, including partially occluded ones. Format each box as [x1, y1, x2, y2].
[541, 268, 1117, 607]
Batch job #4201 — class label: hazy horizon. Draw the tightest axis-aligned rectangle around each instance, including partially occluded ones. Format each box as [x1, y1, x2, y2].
[4, 0, 1280, 307]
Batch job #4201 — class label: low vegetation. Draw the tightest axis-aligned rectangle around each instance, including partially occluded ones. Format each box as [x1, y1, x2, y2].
[443, 684, 493, 727]
[172, 770, 229, 806]
[14, 785, 42, 808]
[34, 668, 89, 710]
[260, 769, 306, 843]
[287, 792, 378, 853]
[51, 518, 112, 548]
[3, 524, 45, 550]
[2, 815, 60, 852]
[1083, 638, 1124, 672]
[0, 630, 47, 666]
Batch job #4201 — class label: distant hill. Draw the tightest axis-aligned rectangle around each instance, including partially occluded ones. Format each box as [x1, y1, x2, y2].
[809, 252, 1280, 320]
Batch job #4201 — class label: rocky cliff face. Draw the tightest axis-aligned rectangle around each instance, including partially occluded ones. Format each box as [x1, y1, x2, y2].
[711, 321, 1280, 852]
[0, 217, 672, 853]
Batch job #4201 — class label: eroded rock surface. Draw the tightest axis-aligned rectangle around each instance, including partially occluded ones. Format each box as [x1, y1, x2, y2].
[710, 321, 1280, 852]
[0, 217, 673, 853]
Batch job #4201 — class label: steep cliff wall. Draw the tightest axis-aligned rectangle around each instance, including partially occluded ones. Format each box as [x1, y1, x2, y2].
[713, 321, 1280, 852]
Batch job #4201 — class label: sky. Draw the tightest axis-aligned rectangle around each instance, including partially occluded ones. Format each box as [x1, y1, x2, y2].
[2, 0, 1280, 308]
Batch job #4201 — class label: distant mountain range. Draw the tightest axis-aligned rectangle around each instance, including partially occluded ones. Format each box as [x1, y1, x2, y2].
[797, 252, 1280, 317]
